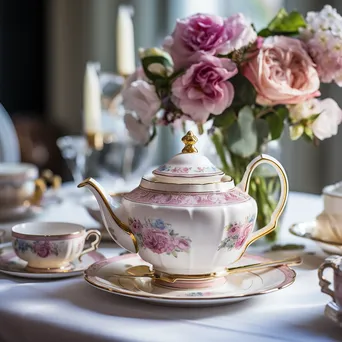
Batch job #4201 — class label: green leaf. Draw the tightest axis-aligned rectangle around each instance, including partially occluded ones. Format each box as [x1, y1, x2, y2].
[230, 74, 256, 108]
[266, 115, 283, 140]
[226, 106, 258, 158]
[258, 28, 272, 38]
[213, 108, 236, 128]
[258, 9, 306, 37]
[171, 251, 178, 258]
[256, 118, 269, 146]
[275, 106, 289, 121]
[141, 56, 172, 82]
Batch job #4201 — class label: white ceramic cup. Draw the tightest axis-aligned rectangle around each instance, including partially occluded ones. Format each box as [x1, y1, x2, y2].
[314, 182, 342, 243]
[0, 163, 39, 207]
[12, 222, 101, 269]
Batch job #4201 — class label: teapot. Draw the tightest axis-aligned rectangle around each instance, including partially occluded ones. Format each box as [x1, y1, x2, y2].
[79, 131, 288, 278]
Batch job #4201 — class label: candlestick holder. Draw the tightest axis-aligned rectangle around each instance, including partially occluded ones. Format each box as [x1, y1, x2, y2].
[86, 132, 104, 151]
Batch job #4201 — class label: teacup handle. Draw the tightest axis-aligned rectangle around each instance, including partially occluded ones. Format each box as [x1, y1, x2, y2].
[78, 230, 102, 261]
[318, 255, 342, 302]
[29, 178, 47, 206]
[237, 154, 289, 247]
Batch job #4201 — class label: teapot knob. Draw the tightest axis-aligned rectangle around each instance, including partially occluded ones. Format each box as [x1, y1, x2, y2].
[182, 131, 198, 154]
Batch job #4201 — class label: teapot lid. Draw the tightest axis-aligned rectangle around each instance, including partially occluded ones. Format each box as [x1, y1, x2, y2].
[152, 131, 224, 183]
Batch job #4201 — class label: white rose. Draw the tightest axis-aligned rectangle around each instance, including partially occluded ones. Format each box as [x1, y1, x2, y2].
[122, 80, 161, 125]
[288, 98, 320, 123]
[124, 113, 150, 144]
[311, 98, 342, 140]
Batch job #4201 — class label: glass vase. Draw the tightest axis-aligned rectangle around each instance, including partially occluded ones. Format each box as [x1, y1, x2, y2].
[210, 136, 282, 243]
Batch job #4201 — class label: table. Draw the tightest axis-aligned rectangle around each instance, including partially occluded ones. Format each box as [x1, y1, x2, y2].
[0, 188, 341, 342]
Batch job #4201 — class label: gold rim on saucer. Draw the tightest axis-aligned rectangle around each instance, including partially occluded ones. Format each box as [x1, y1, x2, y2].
[25, 263, 75, 273]
[84, 253, 297, 303]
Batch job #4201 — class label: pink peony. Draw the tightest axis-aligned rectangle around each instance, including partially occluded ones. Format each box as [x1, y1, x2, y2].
[242, 36, 320, 106]
[171, 55, 237, 123]
[142, 229, 174, 254]
[122, 80, 161, 125]
[33, 241, 51, 258]
[311, 98, 342, 140]
[163, 13, 256, 70]
[124, 113, 150, 144]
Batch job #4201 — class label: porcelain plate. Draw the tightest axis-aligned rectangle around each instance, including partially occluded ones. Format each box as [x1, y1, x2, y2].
[84, 253, 296, 307]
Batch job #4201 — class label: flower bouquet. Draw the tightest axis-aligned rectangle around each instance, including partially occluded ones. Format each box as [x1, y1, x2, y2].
[121, 5, 342, 242]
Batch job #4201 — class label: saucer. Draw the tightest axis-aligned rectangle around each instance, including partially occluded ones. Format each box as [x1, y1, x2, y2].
[84, 253, 296, 307]
[0, 205, 43, 222]
[325, 301, 342, 327]
[0, 242, 105, 279]
[290, 222, 342, 255]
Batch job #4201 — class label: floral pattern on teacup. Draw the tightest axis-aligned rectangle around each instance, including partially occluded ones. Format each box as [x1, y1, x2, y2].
[217, 215, 255, 251]
[13, 239, 62, 258]
[128, 217, 192, 257]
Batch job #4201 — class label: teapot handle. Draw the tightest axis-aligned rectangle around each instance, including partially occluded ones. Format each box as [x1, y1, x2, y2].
[237, 154, 289, 247]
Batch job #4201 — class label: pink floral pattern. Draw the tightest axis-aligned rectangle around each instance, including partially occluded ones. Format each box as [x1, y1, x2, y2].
[128, 217, 192, 257]
[156, 164, 220, 175]
[124, 187, 250, 207]
[217, 215, 255, 251]
[13, 239, 60, 258]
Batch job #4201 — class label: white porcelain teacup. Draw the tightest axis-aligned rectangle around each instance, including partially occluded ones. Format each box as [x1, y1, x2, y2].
[319, 255, 342, 308]
[314, 182, 342, 243]
[12, 222, 101, 269]
[0, 163, 40, 208]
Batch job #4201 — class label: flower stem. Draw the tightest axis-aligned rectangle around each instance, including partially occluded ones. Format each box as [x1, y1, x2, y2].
[211, 132, 231, 174]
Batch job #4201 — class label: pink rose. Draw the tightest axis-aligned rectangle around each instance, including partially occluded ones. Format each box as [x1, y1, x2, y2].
[228, 223, 241, 236]
[164, 13, 256, 70]
[311, 98, 342, 140]
[171, 55, 237, 123]
[243, 36, 320, 106]
[224, 14, 257, 53]
[235, 223, 253, 249]
[122, 80, 161, 125]
[175, 238, 191, 251]
[124, 113, 150, 144]
[143, 229, 174, 254]
[33, 241, 51, 258]
[122, 66, 147, 90]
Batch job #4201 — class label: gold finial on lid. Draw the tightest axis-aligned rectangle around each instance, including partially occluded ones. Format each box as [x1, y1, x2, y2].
[182, 131, 198, 153]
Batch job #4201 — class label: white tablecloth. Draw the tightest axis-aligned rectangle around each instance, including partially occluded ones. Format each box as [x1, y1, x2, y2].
[0, 187, 340, 342]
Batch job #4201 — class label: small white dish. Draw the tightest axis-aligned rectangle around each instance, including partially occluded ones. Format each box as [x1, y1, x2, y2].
[289, 221, 342, 255]
[0, 242, 104, 279]
[84, 253, 296, 307]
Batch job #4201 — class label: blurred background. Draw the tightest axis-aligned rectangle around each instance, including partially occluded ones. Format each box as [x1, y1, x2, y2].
[0, 0, 341, 193]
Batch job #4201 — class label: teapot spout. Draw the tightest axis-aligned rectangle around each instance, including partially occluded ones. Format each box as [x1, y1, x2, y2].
[78, 178, 138, 253]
